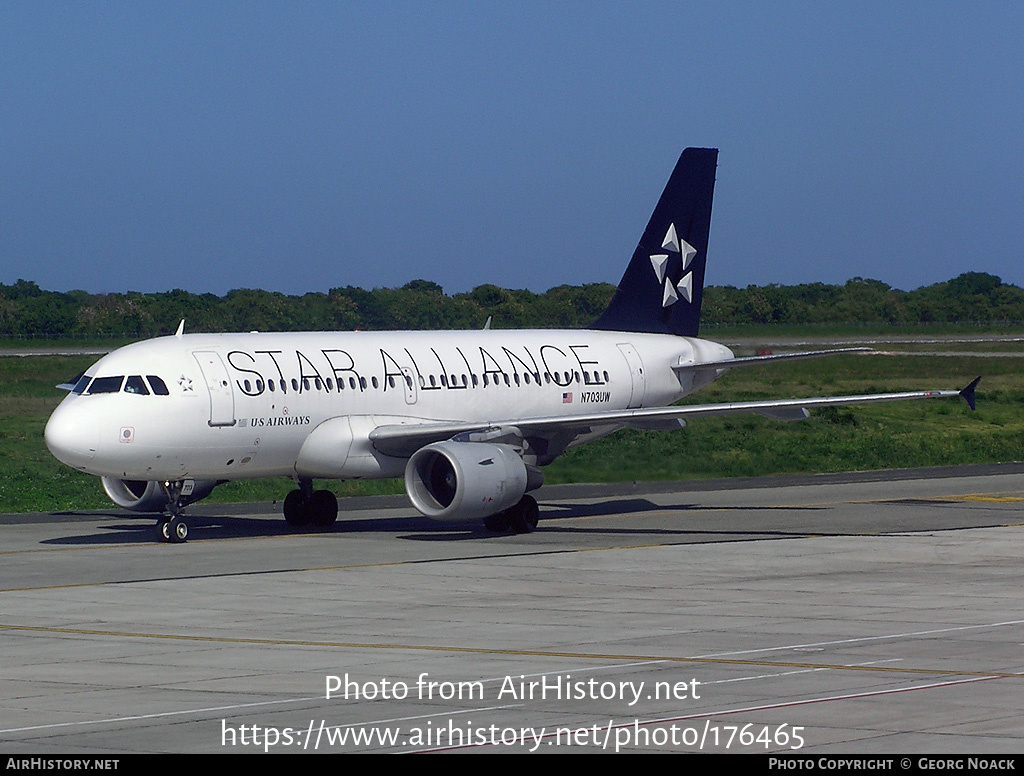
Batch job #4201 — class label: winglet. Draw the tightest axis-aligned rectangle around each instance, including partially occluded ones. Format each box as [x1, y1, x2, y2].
[175, 319, 185, 338]
[959, 376, 981, 411]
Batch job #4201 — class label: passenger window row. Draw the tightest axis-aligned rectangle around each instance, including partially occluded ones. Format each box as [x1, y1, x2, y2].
[78, 370, 611, 397]
[239, 370, 612, 394]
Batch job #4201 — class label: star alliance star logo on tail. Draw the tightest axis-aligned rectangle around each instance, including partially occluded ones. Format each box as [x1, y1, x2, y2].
[648, 223, 696, 308]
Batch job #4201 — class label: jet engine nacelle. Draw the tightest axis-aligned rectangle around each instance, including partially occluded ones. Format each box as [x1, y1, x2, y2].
[101, 477, 218, 512]
[404, 441, 528, 522]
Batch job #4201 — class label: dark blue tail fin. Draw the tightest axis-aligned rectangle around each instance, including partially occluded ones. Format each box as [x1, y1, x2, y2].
[591, 148, 718, 337]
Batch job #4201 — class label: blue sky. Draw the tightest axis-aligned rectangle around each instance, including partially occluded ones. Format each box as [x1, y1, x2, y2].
[2, 2, 1022, 296]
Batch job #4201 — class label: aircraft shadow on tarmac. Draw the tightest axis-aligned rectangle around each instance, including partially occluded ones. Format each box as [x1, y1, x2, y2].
[39, 511, 428, 545]
[41, 497, 828, 546]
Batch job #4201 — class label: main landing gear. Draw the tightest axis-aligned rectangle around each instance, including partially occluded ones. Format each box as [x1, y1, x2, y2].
[156, 480, 191, 543]
[483, 494, 540, 534]
[283, 478, 339, 528]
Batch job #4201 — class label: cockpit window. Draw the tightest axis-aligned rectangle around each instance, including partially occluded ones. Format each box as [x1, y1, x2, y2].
[87, 376, 124, 394]
[124, 375, 150, 395]
[72, 374, 93, 394]
[146, 376, 169, 395]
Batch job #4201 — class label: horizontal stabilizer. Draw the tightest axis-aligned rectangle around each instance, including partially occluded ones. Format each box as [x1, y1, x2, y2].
[673, 347, 872, 377]
[56, 371, 85, 392]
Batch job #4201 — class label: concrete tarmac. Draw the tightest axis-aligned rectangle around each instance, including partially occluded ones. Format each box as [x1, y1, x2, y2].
[1, 464, 1023, 753]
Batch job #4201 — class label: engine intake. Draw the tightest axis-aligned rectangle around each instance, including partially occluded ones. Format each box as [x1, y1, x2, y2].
[101, 477, 218, 512]
[404, 442, 528, 522]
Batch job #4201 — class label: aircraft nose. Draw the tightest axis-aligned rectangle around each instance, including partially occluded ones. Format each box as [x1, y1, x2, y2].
[44, 401, 99, 469]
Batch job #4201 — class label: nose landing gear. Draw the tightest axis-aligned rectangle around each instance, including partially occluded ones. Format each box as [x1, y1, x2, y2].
[158, 513, 189, 543]
[156, 480, 193, 543]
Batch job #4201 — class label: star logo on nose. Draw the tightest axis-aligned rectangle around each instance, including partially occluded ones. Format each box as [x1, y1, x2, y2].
[649, 223, 696, 308]
[178, 375, 194, 392]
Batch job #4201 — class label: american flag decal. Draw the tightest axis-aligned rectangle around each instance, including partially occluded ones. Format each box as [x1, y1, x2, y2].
[562, 392, 573, 403]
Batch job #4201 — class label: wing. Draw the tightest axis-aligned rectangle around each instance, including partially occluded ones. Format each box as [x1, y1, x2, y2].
[368, 377, 980, 459]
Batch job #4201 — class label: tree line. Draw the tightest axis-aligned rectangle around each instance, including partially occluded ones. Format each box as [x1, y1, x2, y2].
[1, 272, 1021, 338]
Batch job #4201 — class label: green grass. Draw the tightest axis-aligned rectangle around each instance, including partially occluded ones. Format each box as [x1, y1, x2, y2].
[0, 355, 109, 511]
[2, 349, 1021, 513]
[0, 337, 131, 350]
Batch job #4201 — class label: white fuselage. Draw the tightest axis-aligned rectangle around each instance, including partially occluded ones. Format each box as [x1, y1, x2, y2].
[45, 329, 733, 482]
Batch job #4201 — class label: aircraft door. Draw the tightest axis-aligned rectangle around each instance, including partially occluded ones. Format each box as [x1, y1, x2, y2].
[402, 366, 417, 405]
[616, 343, 646, 409]
[193, 351, 236, 427]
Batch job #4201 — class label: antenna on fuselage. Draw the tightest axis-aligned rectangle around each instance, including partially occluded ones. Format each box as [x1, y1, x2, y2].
[175, 319, 185, 338]
[483, 316, 492, 330]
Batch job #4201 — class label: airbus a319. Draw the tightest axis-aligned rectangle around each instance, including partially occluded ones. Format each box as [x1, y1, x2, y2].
[44, 149, 978, 541]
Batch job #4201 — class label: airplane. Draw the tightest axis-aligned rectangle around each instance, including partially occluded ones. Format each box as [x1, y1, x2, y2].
[44, 148, 979, 542]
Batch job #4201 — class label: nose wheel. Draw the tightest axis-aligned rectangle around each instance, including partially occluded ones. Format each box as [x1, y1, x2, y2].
[158, 514, 189, 543]
[156, 481, 191, 543]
